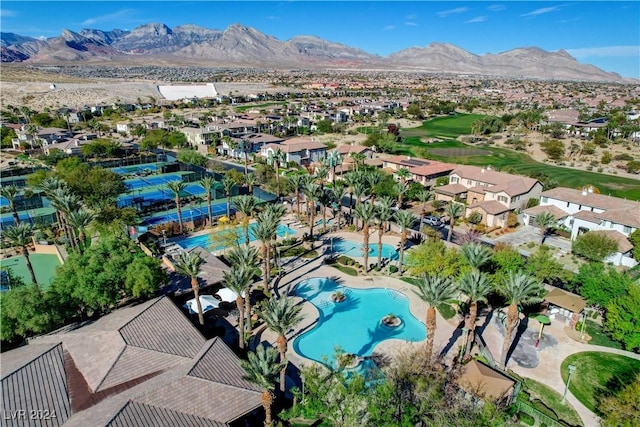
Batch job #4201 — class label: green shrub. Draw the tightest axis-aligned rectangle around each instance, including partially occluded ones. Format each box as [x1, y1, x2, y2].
[389, 265, 398, 273]
[517, 412, 535, 426]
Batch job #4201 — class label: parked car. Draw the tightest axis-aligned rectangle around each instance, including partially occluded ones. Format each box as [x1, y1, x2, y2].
[422, 215, 443, 227]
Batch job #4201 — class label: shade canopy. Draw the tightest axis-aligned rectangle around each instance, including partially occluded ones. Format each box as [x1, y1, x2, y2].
[183, 295, 220, 314]
[545, 287, 586, 313]
[216, 287, 244, 303]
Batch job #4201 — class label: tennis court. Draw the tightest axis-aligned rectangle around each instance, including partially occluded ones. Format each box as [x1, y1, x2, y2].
[1, 253, 62, 287]
[110, 162, 168, 175]
[124, 173, 184, 191]
[140, 202, 231, 226]
[0, 207, 57, 229]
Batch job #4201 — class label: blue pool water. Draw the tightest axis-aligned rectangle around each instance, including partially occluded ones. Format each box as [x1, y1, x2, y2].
[332, 239, 399, 260]
[292, 277, 425, 369]
[174, 223, 297, 251]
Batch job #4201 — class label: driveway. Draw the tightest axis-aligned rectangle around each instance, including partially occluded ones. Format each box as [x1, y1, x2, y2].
[483, 225, 572, 256]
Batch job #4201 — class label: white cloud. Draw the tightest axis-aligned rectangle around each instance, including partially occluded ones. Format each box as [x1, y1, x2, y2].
[437, 7, 468, 18]
[466, 16, 487, 23]
[521, 6, 562, 17]
[404, 21, 418, 26]
[82, 9, 135, 26]
[383, 25, 396, 31]
[488, 5, 505, 12]
[0, 9, 17, 18]
[566, 46, 640, 58]
[265, 15, 279, 20]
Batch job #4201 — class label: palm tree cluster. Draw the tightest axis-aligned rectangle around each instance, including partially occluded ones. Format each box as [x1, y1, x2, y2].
[412, 242, 545, 368]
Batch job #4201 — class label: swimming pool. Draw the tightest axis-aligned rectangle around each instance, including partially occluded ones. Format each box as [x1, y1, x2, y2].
[173, 223, 297, 251]
[332, 239, 399, 260]
[292, 277, 425, 369]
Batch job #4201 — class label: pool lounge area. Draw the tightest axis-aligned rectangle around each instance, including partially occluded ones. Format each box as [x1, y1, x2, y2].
[291, 277, 425, 370]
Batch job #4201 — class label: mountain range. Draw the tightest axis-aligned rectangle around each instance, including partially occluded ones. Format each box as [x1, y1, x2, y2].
[0, 23, 628, 83]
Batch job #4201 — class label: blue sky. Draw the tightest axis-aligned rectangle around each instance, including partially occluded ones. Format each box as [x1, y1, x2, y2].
[1, 1, 639, 78]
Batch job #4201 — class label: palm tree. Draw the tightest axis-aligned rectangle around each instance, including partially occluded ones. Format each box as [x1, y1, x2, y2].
[0, 185, 21, 225]
[258, 296, 305, 393]
[325, 150, 342, 184]
[331, 182, 348, 230]
[267, 148, 286, 196]
[395, 167, 412, 207]
[394, 209, 416, 274]
[254, 214, 277, 290]
[535, 211, 557, 245]
[239, 139, 251, 177]
[226, 245, 260, 335]
[497, 271, 545, 369]
[234, 195, 257, 245]
[241, 345, 286, 427]
[318, 190, 332, 233]
[445, 202, 464, 242]
[173, 251, 205, 325]
[302, 182, 321, 241]
[416, 189, 431, 227]
[199, 176, 216, 226]
[413, 273, 459, 362]
[166, 181, 187, 234]
[67, 208, 95, 253]
[221, 176, 236, 218]
[3, 223, 37, 284]
[350, 181, 368, 226]
[375, 197, 394, 268]
[223, 266, 253, 349]
[54, 190, 82, 252]
[287, 174, 305, 218]
[244, 173, 257, 196]
[460, 242, 493, 272]
[365, 170, 381, 204]
[458, 270, 493, 358]
[354, 202, 376, 272]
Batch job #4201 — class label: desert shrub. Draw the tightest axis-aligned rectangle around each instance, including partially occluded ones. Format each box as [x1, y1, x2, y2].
[389, 265, 398, 273]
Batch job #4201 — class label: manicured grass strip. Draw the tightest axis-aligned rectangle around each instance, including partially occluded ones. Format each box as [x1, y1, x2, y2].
[561, 352, 640, 413]
[233, 102, 287, 112]
[328, 263, 358, 276]
[583, 320, 623, 350]
[401, 113, 487, 139]
[521, 377, 583, 426]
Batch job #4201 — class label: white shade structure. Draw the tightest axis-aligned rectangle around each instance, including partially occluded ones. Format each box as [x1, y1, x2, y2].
[216, 287, 244, 303]
[183, 295, 220, 314]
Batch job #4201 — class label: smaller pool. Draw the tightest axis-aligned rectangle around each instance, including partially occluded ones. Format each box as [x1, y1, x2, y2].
[332, 239, 399, 260]
[174, 223, 297, 251]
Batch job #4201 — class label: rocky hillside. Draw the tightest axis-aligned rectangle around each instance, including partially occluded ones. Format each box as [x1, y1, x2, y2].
[0, 23, 628, 82]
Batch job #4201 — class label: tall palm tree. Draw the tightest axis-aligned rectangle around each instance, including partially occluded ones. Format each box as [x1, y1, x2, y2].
[302, 182, 321, 241]
[1, 185, 21, 225]
[244, 173, 257, 196]
[497, 271, 545, 369]
[395, 167, 412, 207]
[365, 170, 381, 204]
[199, 175, 216, 226]
[267, 148, 285, 196]
[67, 208, 95, 253]
[166, 180, 187, 234]
[354, 202, 376, 272]
[416, 189, 431, 227]
[223, 266, 253, 349]
[262, 203, 287, 272]
[287, 174, 305, 218]
[239, 138, 251, 177]
[535, 211, 557, 245]
[413, 273, 459, 362]
[314, 165, 329, 189]
[234, 195, 257, 245]
[55, 190, 82, 252]
[258, 296, 305, 393]
[3, 223, 37, 284]
[375, 196, 394, 268]
[173, 251, 205, 325]
[460, 242, 493, 272]
[221, 176, 236, 218]
[351, 182, 368, 226]
[458, 270, 493, 358]
[394, 209, 416, 274]
[445, 202, 464, 243]
[253, 214, 277, 290]
[241, 345, 286, 427]
[331, 182, 348, 230]
[325, 150, 342, 184]
[226, 245, 261, 335]
[318, 190, 332, 233]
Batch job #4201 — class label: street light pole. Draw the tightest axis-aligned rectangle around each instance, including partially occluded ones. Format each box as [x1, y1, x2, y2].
[562, 364, 576, 404]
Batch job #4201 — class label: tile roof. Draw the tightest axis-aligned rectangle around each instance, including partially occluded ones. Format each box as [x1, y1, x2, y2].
[522, 205, 569, 220]
[1, 343, 71, 427]
[336, 144, 371, 155]
[591, 230, 633, 253]
[106, 401, 225, 427]
[541, 187, 640, 211]
[597, 206, 640, 229]
[452, 165, 539, 195]
[456, 360, 515, 401]
[280, 138, 326, 152]
[573, 210, 601, 223]
[434, 183, 469, 195]
[467, 200, 511, 215]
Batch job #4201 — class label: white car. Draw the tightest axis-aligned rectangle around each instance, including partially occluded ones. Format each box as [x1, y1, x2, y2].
[422, 215, 443, 227]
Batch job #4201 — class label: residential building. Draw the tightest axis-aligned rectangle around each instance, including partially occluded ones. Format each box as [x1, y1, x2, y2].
[1, 296, 262, 426]
[435, 165, 543, 228]
[523, 186, 640, 267]
[382, 155, 455, 188]
[217, 133, 284, 159]
[261, 137, 327, 166]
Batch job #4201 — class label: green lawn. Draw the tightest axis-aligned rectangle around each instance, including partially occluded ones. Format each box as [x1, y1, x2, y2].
[561, 352, 640, 413]
[401, 113, 486, 139]
[520, 377, 583, 426]
[233, 102, 287, 112]
[583, 320, 624, 350]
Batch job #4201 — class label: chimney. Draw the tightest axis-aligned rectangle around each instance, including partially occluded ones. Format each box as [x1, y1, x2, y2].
[581, 187, 587, 196]
[587, 186, 594, 193]
[487, 165, 492, 171]
[481, 168, 486, 173]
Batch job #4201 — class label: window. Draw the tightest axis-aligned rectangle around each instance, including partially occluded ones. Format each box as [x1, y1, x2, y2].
[624, 226, 632, 233]
[467, 180, 473, 185]
[498, 195, 508, 203]
[451, 177, 459, 183]
[541, 196, 548, 203]
[567, 202, 570, 207]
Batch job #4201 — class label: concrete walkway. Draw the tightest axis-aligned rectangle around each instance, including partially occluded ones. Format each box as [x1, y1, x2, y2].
[480, 314, 640, 427]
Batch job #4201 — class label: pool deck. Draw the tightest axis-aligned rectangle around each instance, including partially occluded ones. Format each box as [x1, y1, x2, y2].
[262, 225, 462, 372]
